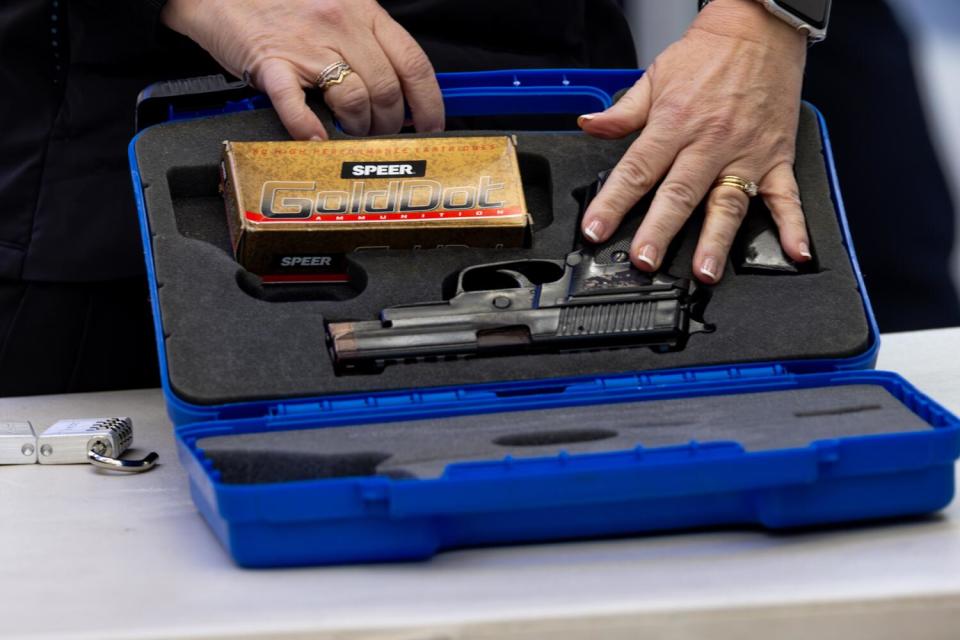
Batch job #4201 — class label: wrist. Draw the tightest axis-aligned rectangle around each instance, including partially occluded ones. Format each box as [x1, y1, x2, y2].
[160, 0, 208, 38]
[695, 0, 807, 54]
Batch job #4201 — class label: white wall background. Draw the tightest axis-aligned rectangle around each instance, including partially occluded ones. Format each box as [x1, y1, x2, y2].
[622, 1, 696, 67]
[887, 0, 960, 296]
[624, 0, 960, 313]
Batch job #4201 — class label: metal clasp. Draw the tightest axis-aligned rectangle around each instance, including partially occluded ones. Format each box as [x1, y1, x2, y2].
[87, 449, 159, 473]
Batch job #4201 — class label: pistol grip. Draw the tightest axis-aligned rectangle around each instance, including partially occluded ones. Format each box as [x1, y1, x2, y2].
[734, 200, 814, 275]
[579, 170, 652, 266]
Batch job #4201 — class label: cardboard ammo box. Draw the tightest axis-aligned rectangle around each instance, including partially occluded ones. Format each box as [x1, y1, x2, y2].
[221, 136, 530, 283]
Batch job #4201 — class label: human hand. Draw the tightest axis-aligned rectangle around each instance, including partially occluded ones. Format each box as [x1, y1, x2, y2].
[578, 0, 811, 283]
[160, 0, 444, 139]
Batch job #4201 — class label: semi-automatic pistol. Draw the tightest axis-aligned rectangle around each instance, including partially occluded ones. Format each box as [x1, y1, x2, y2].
[327, 172, 713, 372]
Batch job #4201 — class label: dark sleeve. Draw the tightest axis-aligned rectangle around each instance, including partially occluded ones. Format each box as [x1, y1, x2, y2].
[84, 0, 170, 34]
[135, 0, 169, 27]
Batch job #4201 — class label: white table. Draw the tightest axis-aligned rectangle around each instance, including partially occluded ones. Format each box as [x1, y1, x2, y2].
[2, 329, 960, 640]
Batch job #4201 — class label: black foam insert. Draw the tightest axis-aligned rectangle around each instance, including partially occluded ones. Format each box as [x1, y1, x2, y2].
[135, 105, 869, 405]
[197, 384, 929, 482]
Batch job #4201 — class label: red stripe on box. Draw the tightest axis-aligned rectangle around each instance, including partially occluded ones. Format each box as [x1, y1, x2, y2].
[261, 274, 351, 284]
[245, 206, 524, 224]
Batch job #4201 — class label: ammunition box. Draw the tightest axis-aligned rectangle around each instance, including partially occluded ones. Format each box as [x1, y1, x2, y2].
[220, 136, 531, 283]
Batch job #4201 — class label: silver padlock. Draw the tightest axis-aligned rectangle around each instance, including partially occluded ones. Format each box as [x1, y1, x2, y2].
[0, 422, 38, 464]
[37, 418, 157, 473]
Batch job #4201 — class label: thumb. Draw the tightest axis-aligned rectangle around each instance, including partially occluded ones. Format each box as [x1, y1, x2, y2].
[578, 72, 652, 140]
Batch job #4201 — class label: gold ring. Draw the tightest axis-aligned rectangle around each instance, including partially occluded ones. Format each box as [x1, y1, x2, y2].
[315, 61, 352, 91]
[714, 175, 759, 198]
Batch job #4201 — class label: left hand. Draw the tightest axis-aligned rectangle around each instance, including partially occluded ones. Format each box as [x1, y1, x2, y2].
[160, 0, 444, 140]
[578, 0, 811, 283]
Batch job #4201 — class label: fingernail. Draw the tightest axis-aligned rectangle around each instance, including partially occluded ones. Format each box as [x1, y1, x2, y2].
[584, 219, 604, 242]
[577, 113, 599, 128]
[700, 256, 719, 281]
[310, 135, 324, 142]
[637, 244, 658, 268]
[799, 242, 812, 259]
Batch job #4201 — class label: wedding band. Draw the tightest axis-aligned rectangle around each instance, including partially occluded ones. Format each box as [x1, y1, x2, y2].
[714, 175, 759, 198]
[314, 61, 352, 91]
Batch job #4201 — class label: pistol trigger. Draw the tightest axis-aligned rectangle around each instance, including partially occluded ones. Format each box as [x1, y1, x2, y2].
[495, 269, 536, 289]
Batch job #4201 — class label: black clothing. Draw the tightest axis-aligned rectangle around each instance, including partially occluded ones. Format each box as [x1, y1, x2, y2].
[0, 277, 158, 395]
[380, 0, 636, 71]
[804, 0, 960, 331]
[0, 1, 217, 282]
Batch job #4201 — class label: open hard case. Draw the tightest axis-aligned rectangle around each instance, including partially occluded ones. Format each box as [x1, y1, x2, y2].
[129, 70, 960, 567]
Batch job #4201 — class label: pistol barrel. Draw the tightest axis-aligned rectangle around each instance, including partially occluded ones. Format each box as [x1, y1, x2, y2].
[328, 319, 487, 365]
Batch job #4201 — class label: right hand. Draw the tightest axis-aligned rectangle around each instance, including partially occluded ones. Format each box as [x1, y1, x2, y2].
[161, 0, 445, 139]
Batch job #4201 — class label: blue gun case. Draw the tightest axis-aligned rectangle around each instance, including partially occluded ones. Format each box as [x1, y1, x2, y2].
[129, 70, 960, 567]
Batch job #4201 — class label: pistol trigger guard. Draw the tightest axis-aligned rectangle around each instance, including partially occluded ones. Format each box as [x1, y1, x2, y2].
[495, 269, 536, 289]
